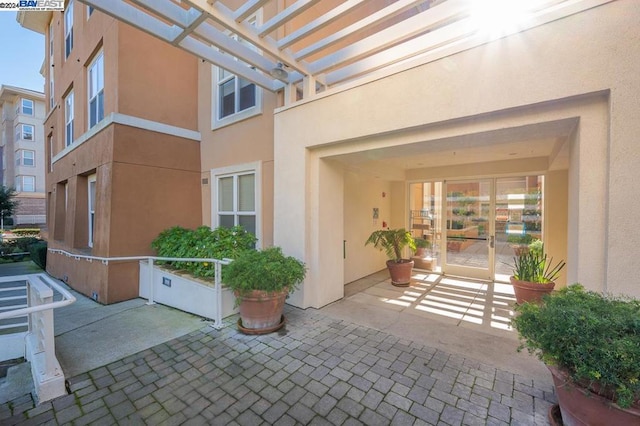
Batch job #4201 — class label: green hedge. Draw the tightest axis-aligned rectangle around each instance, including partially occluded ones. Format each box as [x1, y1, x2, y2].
[11, 228, 40, 237]
[28, 241, 47, 269]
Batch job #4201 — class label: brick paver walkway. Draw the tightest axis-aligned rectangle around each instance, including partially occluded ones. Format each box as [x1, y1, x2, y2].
[0, 306, 555, 425]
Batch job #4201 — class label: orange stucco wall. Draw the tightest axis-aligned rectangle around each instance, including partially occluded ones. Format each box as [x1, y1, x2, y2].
[117, 24, 198, 130]
[44, 7, 201, 304]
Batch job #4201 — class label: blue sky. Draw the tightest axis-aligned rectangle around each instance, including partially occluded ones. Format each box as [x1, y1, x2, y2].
[0, 12, 45, 92]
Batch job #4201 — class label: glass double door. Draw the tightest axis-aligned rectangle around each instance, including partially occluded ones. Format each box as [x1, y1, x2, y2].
[442, 177, 543, 281]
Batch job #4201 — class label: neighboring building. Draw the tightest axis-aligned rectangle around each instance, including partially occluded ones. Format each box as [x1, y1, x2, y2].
[20, 0, 640, 308]
[0, 85, 46, 227]
[18, 2, 202, 303]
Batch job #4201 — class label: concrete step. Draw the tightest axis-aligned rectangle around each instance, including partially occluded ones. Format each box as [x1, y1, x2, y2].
[0, 361, 34, 404]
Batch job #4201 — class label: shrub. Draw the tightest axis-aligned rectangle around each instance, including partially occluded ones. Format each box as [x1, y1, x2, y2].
[151, 225, 257, 278]
[11, 228, 40, 237]
[223, 247, 306, 296]
[28, 241, 47, 269]
[15, 237, 40, 252]
[507, 233, 533, 245]
[513, 284, 640, 408]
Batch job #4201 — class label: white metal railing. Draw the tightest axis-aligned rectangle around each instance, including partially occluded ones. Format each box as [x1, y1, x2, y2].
[47, 249, 231, 328]
[0, 274, 76, 403]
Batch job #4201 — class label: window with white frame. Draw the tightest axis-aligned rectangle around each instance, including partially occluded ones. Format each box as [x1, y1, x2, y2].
[48, 134, 53, 172]
[16, 176, 35, 192]
[15, 124, 34, 141]
[88, 174, 96, 247]
[15, 150, 35, 167]
[212, 163, 260, 240]
[49, 20, 54, 59]
[64, 0, 73, 59]
[88, 51, 104, 128]
[212, 15, 262, 128]
[49, 20, 55, 109]
[87, 5, 94, 17]
[21, 99, 34, 116]
[49, 78, 54, 110]
[64, 91, 74, 146]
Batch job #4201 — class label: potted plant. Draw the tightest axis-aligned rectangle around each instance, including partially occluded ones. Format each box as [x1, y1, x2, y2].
[223, 247, 306, 334]
[512, 284, 640, 424]
[510, 243, 565, 304]
[413, 237, 430, 258]
[366, 228, 416, 287]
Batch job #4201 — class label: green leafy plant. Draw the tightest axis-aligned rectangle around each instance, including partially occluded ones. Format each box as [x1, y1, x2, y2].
[151, 225, 257, 278]
[413, 237, 429, 249]
[223, 247, 306, 297]
[366, 229, 416, 262]
[512, 284, 640, 408]
[512, 243, 565, 283]
[507, 233, 533, 245]
[528, 239, 543, 256]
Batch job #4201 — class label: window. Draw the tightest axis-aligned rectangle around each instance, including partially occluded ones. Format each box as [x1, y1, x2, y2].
[49, 21, 54, 59]
[64, 0, 73, 59]
[88, 174, 96, 247]
[48, 134, 53, 172]
[212, 16, 262, 128]
[49, 20, 54, 109]
[64, 91, 74, 146]
[49, 78, 54, 110]
[88, 52, 104, 128]
[213, 164, 260, 239]
[16, 176, 35, 192]
[21, 99, 34, 116]
[87, 5, 94, 17]
[16, 124, 34, 141]
[16, 150, 35, 167]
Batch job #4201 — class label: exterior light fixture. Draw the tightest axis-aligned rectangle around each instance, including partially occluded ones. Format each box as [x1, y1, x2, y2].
[270, 62, 288, 80]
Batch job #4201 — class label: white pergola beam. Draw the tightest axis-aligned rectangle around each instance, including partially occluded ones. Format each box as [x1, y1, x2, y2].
[233, 0, 271, 22]
[294, 0, 431, 61]
[324, 0, 613, 86]
[194, 22, 276, 76]
[325, 18, 474, 85]
[308, 0, 468, 75]
[257, 0, 320, 37]
[184, 0, 311, 76]
[82, 0, 180, 42]
[277, 0, 367, 50]
[127, 0, 191, 27]
[179, 37, 277, 91]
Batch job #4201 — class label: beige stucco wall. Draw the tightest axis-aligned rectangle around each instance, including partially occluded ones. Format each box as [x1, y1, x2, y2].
[343, 171, 393, 284]
[197, 60, 278, 247]
[274, 1, 639, 307]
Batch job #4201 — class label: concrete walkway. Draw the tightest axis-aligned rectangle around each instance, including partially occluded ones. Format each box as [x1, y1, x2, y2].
[1, 300, 556, 425]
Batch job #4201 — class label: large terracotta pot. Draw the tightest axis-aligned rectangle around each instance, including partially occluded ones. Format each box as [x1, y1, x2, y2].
[236, 289, 287, 331]
[510, 276, 555, 304]
[548, 366, 640, 426]
[386, 259, 414, 287]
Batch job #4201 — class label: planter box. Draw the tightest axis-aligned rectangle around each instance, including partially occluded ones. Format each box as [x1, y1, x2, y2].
[412, 256, 436, 270]
[139, 262, 238, 320]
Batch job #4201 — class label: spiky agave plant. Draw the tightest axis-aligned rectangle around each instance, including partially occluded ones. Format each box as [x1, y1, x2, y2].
[365, 228, 416, 263]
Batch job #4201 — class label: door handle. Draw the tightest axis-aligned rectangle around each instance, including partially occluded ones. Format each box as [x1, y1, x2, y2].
[489, 235, 495, 249]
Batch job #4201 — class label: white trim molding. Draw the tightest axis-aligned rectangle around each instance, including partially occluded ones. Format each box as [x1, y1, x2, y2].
[52, 112, 201, 164]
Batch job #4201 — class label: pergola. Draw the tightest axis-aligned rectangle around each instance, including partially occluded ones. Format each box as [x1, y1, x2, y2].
[82, 0, 611, 104]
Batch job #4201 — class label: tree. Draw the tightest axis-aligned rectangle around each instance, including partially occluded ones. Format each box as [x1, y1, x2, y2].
[0, 186, 18, 228]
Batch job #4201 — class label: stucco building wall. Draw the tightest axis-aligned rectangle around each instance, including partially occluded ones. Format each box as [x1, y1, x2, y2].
[274, 1, 639, 308]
